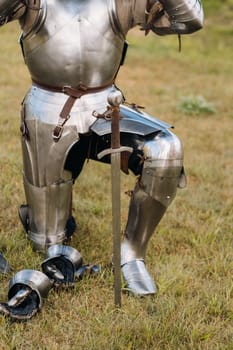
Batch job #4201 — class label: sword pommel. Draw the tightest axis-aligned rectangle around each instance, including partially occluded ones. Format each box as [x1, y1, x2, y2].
[107, 90, 123, 107]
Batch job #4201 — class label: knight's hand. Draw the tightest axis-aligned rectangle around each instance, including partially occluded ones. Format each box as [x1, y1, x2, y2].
[149, 11, 172, 35]
[152, 0, 204, 35]
[143, 0, 170, 36]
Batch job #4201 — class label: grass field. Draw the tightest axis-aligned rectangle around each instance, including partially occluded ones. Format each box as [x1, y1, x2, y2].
[0, 1, 233, 349]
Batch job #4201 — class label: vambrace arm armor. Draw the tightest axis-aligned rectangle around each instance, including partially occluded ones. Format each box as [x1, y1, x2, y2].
[146, 0, 204, 35]
[0, 0, 27, 25]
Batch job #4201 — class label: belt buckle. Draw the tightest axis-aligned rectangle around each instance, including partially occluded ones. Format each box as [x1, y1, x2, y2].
[52, 125, 63, 142]
[62, 86, 71, 94]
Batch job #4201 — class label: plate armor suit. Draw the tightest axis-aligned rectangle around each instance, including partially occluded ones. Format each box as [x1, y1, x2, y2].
[0, 0, 203, 296]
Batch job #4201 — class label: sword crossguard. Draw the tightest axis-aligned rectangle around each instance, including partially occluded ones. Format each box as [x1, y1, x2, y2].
[97, 146, 133, 160]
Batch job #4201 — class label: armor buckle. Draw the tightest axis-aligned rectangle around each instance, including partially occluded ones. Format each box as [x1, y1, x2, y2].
[52, 125, 63, 142]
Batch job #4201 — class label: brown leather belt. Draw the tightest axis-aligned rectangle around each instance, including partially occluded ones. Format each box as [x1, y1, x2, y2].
[32, 79, 113, 142]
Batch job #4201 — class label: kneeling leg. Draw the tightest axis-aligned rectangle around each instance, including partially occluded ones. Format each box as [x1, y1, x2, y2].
[121, 130, 186, 295]
[19, 117, 79, 251]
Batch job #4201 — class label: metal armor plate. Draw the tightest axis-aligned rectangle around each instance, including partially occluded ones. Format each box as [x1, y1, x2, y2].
[21, 0, 125, 87]
[91, 104, 172, 136]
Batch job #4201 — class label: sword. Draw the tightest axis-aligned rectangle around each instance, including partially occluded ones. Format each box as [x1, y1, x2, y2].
[97, 91, 132, 307]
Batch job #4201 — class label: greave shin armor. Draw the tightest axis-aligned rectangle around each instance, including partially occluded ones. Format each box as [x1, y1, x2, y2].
[23, 176, 73, 251]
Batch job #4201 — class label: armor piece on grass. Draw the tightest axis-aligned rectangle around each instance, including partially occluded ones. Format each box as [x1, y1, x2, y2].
[0, 252, 12, 274]
[41, 245, 101, 286]
[75, 264, 101, 280]
[0, 270, 53, 320]
[42, 245, 82, 287]
[121, 129, 185, 295]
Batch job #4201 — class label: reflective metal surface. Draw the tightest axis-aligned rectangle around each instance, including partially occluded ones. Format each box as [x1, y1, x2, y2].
[8, 269, 53, 309]
[121, 260, 156, 296]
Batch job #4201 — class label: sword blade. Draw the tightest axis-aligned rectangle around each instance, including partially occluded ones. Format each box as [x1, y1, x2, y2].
[97, 91, 132, 307]
[110, 102, 122, 308]
[111, 150, 122, 308]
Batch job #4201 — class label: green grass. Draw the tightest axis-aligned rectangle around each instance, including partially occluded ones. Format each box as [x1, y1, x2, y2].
[177, 95, 216, 115]
[0, 3, 233, 349]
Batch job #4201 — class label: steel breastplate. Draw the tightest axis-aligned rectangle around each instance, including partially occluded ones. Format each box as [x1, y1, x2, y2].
[21, 0, 124, 87]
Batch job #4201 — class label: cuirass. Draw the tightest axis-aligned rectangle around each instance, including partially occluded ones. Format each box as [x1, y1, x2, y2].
[21, 0, 124, 87]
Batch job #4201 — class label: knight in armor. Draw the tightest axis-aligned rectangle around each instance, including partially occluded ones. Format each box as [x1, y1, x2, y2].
[0, 0, 204, 297]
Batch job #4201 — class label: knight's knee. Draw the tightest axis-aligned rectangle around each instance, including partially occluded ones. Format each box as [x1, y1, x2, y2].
[140, 130, 185, 207]
[143, 130, 183, 166]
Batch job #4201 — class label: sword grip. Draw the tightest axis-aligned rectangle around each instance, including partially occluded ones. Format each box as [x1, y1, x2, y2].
[111, 107, 121, 150]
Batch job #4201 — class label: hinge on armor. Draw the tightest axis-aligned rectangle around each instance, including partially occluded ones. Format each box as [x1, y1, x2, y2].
[20, 103, 30, 140]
